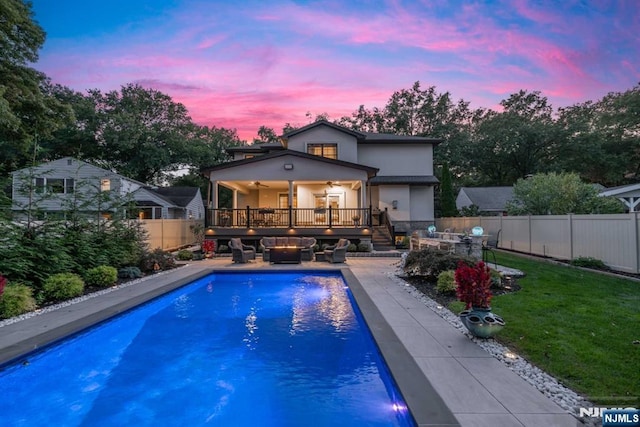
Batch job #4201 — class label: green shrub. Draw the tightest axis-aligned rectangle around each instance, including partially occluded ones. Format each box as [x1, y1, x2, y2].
[347, 244, 358, 252]
[218, 244, 229, 253]
[490, 268, 504, 289]
[118, 266, 143, 279]
[85, 265, 118, 288]
[570, 256, 608, 270]
[41, 273, 85, 303]
[436, 270, 457, 294]
[176, 250, 194, 261]
[0, 283, 37, 319]
[140, 248, 176, 273]
[357, 242, 371, 252]
[403, 247, 474, 280]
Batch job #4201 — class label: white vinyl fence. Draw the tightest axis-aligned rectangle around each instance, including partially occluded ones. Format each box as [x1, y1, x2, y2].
[436, 213, 640, 274]
[140, 219, 203, 251]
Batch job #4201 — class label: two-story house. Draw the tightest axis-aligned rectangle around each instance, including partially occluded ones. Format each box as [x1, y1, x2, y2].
[11, 157, 204, 221]
[201, 120, 440, 247]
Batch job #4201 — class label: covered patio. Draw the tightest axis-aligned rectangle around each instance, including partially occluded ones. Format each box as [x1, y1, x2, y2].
[202, 151, 379, 241]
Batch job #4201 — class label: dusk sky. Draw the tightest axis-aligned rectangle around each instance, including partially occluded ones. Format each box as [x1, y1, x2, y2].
[31, 0, 639, 141]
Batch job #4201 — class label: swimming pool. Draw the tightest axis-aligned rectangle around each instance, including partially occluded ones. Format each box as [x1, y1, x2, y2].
[0, 271, 415, 426]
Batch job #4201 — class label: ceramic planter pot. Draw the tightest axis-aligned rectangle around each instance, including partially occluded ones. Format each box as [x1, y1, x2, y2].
[459, 307, 505, 338]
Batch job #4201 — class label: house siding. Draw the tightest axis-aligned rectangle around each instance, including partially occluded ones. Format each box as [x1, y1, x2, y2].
[358, 144, 434, 176]
[287, 127, 358, 163]
[11, 158, 139, 215]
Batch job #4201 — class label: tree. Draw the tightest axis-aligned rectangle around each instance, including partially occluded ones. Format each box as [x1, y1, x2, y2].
[505, 172, 624, 215]
[253, 126, 278, 144]
[439, 163, 457, 217]
[468, 90, 556, 185]
[0, 0, 72, 175]
[92, 84, 197, 184]
[554, 85, 640, 186]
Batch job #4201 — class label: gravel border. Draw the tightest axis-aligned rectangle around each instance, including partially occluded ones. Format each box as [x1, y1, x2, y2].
[0, 268, 180, 329]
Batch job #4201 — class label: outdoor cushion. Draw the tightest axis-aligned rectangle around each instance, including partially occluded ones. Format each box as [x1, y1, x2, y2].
[288, 237, 301, 247]
[262, 237, 276, 247]
[276, 237, 288, 246]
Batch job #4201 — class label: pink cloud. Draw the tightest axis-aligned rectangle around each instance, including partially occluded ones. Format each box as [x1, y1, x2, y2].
[34, 0, 639, 142]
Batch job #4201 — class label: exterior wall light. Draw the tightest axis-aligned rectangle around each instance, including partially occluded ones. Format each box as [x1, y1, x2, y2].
[392, 200, 398, 210]
[284, 163, 294, 170]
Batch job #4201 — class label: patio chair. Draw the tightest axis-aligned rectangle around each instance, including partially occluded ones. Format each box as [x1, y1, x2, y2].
[229, 238, 256, 263]
[482, 229, 501, 268]
[324, 238, 350, 263]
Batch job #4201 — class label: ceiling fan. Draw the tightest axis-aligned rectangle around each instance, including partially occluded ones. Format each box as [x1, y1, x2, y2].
[251, 181, 269, 188]
[326, 181, 343, 188]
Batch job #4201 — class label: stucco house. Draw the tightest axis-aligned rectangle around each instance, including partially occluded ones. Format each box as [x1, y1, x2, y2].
[456, 186, 514, 216]
[11, 157, 204, 220]
[201, 120, 441, 247]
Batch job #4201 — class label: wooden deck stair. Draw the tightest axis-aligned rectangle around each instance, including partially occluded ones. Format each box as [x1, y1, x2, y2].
[372, 226, 395, 251]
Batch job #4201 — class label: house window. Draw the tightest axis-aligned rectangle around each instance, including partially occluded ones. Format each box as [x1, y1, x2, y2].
[101, 179, 111, 192]
[307, 143, 337, 159]
[34, 177, 74, 194]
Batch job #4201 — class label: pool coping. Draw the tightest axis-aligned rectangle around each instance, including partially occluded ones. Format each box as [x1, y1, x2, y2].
[341, 268, 460, 426]
[0, 266, 459, 426]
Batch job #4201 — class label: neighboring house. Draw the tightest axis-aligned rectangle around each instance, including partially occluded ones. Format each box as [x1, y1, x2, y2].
[599, 183, 640, 212]
[456, 187, 514, 216]
[11, 157, 203, 220]
[133, 186, 205, 220]
[201, 120, 441, 244]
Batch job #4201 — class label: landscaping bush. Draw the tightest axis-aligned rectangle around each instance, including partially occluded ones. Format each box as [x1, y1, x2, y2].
[357, 242, 372, 252]
[347, 243, 358, 252]
[570, 256, 608, 270]
[436, 270, 457, 294]
[217, 244, 229, 253]
[41, 273, 85, 303]
[118, 266, 143, 280]
[140, 248, 176, 273]
[84, 265, 118, 288]
[403, 247, 474, 280]
[0, 283, 37, 319]
[177, 250, 194, 261]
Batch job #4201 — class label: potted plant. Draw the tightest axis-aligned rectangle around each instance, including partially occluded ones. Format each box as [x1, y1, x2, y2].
[455, 260, 505, 338]
[352, 215, 360, 227]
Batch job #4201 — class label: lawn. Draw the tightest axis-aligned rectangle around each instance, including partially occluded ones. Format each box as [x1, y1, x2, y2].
[490, 251, 639, 407]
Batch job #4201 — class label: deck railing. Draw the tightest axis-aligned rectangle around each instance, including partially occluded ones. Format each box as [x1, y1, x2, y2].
[207, 207, 372, 228]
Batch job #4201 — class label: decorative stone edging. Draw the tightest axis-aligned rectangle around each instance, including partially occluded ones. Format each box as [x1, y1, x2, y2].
[0, 268, 182, 329]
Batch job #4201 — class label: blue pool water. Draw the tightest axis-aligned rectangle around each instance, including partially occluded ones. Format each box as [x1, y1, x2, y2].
[0, 272, 415, 426]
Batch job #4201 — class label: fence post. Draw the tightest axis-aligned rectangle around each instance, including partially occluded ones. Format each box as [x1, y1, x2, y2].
[633, 212, 639, 273]
[568, 214, 573, 260]
[528, 215, 532, 254]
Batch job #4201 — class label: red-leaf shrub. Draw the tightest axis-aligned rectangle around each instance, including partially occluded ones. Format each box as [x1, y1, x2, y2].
[454, 260, 493, 309]
[202, 240, 215, 253]
[0, 275, 6, 298]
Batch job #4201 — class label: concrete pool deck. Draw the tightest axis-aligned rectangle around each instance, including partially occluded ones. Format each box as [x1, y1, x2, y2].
[0, 257, 578, 427]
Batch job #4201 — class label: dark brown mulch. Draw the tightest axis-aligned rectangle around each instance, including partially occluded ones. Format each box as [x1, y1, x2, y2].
[398, 274, 522, 308]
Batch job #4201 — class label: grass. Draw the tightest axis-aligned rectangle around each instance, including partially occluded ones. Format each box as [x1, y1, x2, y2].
[490, 251, 640, 407]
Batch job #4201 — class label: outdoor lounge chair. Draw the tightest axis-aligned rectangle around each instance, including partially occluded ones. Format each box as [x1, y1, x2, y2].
[229, 238, 256, 263]
[482, 229, 500, 268]
[324, 238, 350, 263]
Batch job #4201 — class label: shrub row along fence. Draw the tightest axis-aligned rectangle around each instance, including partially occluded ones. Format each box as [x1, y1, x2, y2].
[437, 213, 640, 274]
[140, 219, 203, 251]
